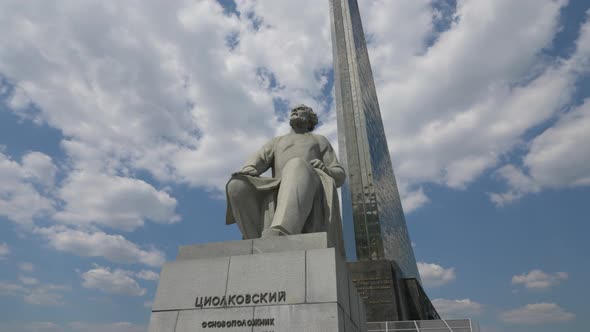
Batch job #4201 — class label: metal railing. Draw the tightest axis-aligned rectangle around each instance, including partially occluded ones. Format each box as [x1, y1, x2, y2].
[367, 319, 479, 332]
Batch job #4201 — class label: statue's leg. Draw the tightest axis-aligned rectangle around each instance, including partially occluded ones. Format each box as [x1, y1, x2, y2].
[227, 178, 262, 238]
[268, 158, 321, 235]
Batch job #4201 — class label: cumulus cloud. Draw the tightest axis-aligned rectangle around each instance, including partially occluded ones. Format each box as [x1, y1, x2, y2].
[25, 322, 64, 332]
[19, 276, 39, 286]
[55, 172, 179, 231]
[417, 262, 456, 287]
[490, 16, 590, 205]
[400, 187, 430, 213]
[0, 151, 55, 226]
[526, 100, 590, 188]
[361, 0, 585, 193]
[0, 280, 69, 306]
[0, 143, 171, 271]
[0, 151, 174, 266]
[81, 265, 146, 296]
[0, 242, 9, 259]
[492, 98, 590, 204]
[0, 0, 587, 216]
[0, 0, 337, 279]
[489, 165, 541, 206]
[23, 284, 70, 306]
[0, 0, 334, 193]
[0, 321, 144, 332]
[512, 269, 568, 291]
[21, 152, 57, 187]
[135, 270, 159, 281]
[36, 227, 165, 267]
[67, 322, 145, 332]
[20, 262, 35, 272]
[0, 281, 26, 296]
[499, 302, 575, 324]
[477, 326, 504, 332]
[0, 0, 272, 191]
[432, 298, 483, 318]
[0, 321, 63, 332]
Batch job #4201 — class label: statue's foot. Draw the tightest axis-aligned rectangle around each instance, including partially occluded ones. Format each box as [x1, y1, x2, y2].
[261, 227, 289, 238]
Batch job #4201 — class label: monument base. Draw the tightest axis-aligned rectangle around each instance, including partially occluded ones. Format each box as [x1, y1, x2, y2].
[347, 260, 439, 322]
[149, 233, 367, 332]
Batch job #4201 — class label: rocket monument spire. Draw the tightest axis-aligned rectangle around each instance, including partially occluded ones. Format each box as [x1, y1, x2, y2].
[329, 0, 420, 280]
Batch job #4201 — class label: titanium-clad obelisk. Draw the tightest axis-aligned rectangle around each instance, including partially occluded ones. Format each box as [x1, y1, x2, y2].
[329, 0, 420, 280]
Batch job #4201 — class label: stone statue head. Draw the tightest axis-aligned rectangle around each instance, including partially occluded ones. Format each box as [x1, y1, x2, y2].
[289, 104, 318, 132]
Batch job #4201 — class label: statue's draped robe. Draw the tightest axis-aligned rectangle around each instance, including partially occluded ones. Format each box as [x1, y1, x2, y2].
[225, 133, 345, 254]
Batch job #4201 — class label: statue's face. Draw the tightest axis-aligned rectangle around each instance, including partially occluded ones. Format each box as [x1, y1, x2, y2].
[289, 108, 311, 130]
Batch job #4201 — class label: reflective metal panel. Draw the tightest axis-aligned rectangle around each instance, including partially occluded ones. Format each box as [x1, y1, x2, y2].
[329, 0, 420, 279]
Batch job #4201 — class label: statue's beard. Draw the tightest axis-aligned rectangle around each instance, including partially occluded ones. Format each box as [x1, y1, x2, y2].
[289, 116, 308, 130]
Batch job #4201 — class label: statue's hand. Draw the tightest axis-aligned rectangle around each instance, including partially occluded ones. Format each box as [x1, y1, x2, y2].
[310, 159, 329, 174]
[236, 165, 259, 176]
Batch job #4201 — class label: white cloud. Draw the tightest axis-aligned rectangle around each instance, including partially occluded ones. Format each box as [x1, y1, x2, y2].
[5, 83, 44, 124]
[490, 17, 590, 204]
[0, 322, 144, 332]
[25, 322, 64, 332]
[0, 0, 586, 224]
[417, 262, 456, 287]
[432, 298, 483, 318]
[81, 265, 146, 296]
[525, 100, 590, 188]
[512, 269, 568, 291]
[400, 187, 430, 213]
[0, 151, 55, 226]
[36, 227, 165, 267]
[135, 270, 159, 281]
[0, 242, 9, 259]
[0, 322, 63, 332]
[499, 302, 575, 324]
[67, 322, 145, 332]
[489, 165, 541, 206]
[20, 262, 35, 272]
[0, 280, 69, 306]
[22, 152, 57, 187]
[0, 0, 336, 194]
[55, 172, 179, 231]
[492, 99, 590, 204]
[362, 0, 583, 194]
[232, 0, 332, 96]
[0, 128, 172, 274]
[0, 281, 26, 296]
[34, 323, 66, 332]
[478, 326, 504, 332]
[0, 0, 271, 192]
[23, 284, 70, 306]
[19, 276, 39, 285]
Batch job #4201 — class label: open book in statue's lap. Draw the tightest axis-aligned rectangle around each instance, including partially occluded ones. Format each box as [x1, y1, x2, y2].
[225, 104, 345, 253]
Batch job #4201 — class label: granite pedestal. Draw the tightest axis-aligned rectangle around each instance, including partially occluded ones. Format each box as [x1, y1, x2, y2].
[149, 233, 367, 332]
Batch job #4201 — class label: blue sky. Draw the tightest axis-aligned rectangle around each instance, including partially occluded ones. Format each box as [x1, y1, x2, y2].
[0, 0, 589, 331]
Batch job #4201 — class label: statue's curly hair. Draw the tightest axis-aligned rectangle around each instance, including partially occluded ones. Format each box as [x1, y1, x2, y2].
[292, 104, 319, 131]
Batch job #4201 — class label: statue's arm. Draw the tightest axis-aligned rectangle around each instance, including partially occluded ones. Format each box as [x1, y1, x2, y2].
[317, 135, 346, 188]
[238, 138, 276, 176]
[327, 165, 346, 188]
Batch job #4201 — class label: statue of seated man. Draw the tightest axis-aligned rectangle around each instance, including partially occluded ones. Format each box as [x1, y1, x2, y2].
[225, 104, 346, 250]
